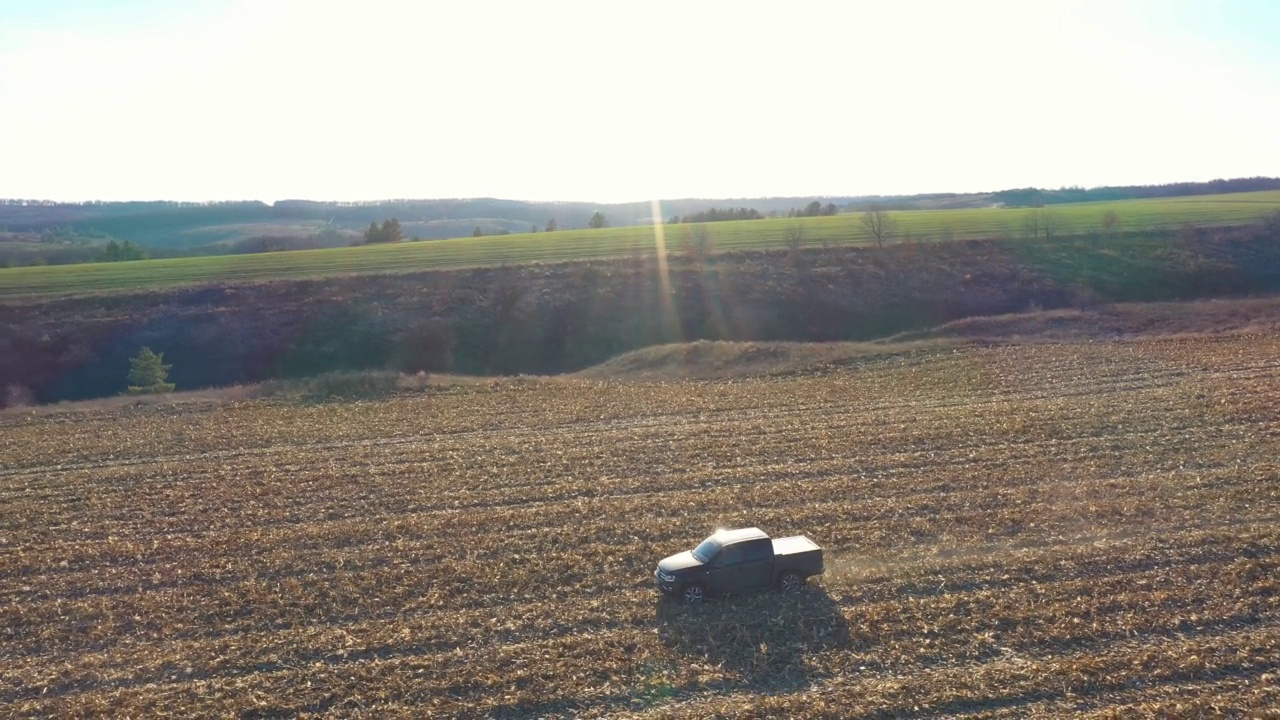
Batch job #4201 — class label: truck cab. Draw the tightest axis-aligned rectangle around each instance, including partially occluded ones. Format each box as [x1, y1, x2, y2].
[655, 527, 824, 604]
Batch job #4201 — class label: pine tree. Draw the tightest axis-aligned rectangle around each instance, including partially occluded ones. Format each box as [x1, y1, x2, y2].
[127, 346, 175, 394]
[381, 218, 404, 243]
[364, 219, 404, 244]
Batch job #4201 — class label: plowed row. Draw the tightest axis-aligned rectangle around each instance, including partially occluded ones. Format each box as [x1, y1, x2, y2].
[2, 335, 1278, 718]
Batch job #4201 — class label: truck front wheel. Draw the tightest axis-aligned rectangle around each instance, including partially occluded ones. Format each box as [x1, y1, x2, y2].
[681, 583, 705, 605]
[779, 572, 805, 593]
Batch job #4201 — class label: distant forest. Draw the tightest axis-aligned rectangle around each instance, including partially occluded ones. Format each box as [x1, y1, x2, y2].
[989, 177, 1280, 208]
[1, 177, 1278, 267]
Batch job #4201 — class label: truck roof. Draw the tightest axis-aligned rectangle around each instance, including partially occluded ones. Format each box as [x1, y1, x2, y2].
[712, 527, 769, 544]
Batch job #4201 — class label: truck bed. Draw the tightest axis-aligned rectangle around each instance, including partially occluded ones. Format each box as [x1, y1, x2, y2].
[772, 535, 820, 556]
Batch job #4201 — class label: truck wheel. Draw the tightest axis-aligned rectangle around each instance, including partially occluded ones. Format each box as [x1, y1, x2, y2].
[681, 584, 705, 605]
[779, 572, 805, 593]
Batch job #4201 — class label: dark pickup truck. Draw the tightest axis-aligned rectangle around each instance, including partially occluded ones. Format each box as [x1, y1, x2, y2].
[654, 527, 824, 604]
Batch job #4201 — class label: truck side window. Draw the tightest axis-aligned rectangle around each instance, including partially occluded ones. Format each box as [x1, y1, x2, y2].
[742, 539, 771, 562]
[718, 545, 743, 566]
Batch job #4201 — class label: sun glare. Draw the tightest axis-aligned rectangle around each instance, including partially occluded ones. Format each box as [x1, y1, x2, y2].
[651, 198, 678, 339]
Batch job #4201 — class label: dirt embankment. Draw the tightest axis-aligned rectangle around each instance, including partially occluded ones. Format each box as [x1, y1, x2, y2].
[4, 226, 1280, 404]
[578, 295, 1280, 381]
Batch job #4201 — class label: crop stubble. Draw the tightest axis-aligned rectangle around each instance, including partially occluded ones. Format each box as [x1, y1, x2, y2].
[1, 336, 1278, 717]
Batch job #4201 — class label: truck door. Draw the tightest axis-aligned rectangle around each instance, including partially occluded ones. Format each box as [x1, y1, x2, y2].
[707, 544, 746, 594]
[737, 538, 774, 590]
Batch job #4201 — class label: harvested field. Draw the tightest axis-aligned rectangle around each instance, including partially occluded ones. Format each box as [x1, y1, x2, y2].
[2, 335, 1279, 717]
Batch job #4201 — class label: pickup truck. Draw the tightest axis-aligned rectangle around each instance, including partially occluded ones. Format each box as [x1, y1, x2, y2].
[654, 527, 824, 604]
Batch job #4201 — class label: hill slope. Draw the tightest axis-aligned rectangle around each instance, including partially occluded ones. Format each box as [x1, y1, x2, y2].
[4, 190, 1279, 299]
[5, 223, 1280, 404]
[577, 295, 1280, 380]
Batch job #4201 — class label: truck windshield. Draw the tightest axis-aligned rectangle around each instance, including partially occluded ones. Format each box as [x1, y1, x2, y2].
[691, 537, 721, 563]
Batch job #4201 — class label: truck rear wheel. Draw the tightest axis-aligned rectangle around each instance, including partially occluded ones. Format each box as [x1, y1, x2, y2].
[681, 583, 705, 605]
[779, 572, 805, 593]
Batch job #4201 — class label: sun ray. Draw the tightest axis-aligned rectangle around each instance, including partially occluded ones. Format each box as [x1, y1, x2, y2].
[651, 199, 680, 341]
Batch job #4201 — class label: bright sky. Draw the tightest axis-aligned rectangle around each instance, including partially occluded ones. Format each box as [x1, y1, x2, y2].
[1, 0, 1277, 203]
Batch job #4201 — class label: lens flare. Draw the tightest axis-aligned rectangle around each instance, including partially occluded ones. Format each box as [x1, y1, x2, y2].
[650, 199, 679, 341]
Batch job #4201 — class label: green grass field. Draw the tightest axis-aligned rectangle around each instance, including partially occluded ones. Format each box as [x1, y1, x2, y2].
[3, 191, 1278, 300]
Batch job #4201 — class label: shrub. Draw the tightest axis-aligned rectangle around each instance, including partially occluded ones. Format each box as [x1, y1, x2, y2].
[127, 382, 176, 395]
[301, 371, 402, 401]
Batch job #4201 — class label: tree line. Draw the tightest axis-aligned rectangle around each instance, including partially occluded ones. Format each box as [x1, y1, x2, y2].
[364, 219, 404, 244]
[670, 207, 763, 224]
[993, 177, 1280, 207]
[787, 201, 839, 218]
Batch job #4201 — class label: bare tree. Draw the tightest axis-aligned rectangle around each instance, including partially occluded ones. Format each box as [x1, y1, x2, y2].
[1021, 211, 1042, 241]
[861, 205, 897, 249]
[1021, 208, 1068, 242]
[783, 225, 807, 254]
[684, 224, 714, 262]
[1100, 210, 1120, 239]
[490, 277, 527, 327]
[1040, 209, 1066, 241]
[484, 273, 528, 371]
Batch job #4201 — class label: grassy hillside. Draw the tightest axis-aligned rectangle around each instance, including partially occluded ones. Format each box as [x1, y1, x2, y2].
[3, 191, 1278, 300]
[3, 335, 1277, 716]
[7, 223, 1280, 404]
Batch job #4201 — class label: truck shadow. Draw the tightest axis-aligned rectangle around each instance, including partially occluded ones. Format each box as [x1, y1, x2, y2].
[654, 586, 852, 692]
